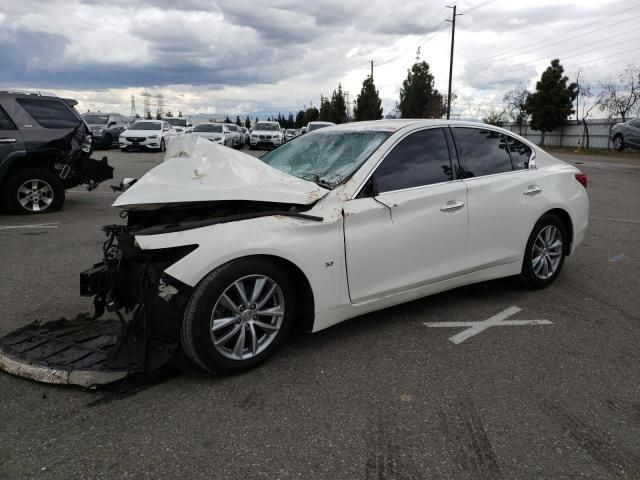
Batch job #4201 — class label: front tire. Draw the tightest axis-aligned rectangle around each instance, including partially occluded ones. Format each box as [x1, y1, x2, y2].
[2, 168, 65, 214]
[520, 214, 567, 289]
[181, 258, 295, 374]
[613, 134, 624, 151]
[159, 138, 166, 152]
[102, 134, 112, 149]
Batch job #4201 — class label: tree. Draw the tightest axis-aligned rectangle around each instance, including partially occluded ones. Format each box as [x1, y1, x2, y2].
[178, 110, 183, 117]
[319, 96, 332, 121]
[224, 116, 232, 123]
[245, 116, 251, 128]
[288, 112, 295, 128]
[503, 85, 530, 135]
[574, 80, 599, 149]
[255, 117, 259, 124]
[597, 64, 639, 122]
[330, 83, 348, 124]
[399, 61, 445, 118]
[524, 59, 577, 146]
[295, 110, 306, 128]
[482, 106, 506, 127]
[235, 115, 242, 126]
[305, 106, 320, 123]
[165, 111, 173, 117]
[354, 76, 383, 121]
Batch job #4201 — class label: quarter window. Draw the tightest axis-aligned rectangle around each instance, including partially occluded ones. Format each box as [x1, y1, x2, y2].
[16, 98, 80, 129]
[505, 136, 532, 170]
[373, 128, 453, 193]
[453, 127, 512, 178]
[0, 107, 16, 130]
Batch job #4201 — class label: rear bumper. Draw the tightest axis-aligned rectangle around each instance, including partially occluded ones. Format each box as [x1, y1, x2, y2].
[119, 138, 162, 149]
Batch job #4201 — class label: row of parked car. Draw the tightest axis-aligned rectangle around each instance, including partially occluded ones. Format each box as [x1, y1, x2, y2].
[82, 110, 340, 153]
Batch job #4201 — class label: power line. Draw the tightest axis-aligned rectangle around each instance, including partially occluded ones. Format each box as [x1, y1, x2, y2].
[461, 46, 640, 85]
[457, 3, 640, 69]
[461, 35, 640, 81]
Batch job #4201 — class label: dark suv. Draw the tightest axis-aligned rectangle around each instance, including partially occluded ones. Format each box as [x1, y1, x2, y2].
[0, 91, 113, 214]
[82, 112, 128, 149]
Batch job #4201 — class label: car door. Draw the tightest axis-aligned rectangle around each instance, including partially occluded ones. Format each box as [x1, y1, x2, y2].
[626, 119, 640, 148]
[0, 104, 26, 168]
[343, 127, 468, 303]
[451, 126, 542, 271]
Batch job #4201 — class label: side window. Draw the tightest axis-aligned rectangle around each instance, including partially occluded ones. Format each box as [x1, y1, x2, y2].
[630, 119, 640, 128]
[373, 128, 453, 193]
[0, 107, 16, 130]
[16, 98, 80, 129]
[453, 127, 512, 178]
[505, 135, 532, 170]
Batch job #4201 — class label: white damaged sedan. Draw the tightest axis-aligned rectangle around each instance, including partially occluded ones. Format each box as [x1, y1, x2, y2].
[0, 120, 589, 384]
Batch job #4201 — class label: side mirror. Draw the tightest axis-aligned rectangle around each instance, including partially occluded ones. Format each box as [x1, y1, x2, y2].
[108, 121, 116, 127]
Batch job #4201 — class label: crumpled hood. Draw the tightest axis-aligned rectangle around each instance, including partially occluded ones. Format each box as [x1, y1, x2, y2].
[113, 135, 329, 209]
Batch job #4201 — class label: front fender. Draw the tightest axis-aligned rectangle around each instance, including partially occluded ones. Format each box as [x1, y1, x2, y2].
[134, 213, 347, 315]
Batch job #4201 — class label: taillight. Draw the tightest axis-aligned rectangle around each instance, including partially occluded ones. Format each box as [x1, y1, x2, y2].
[575, 172, 587, 189]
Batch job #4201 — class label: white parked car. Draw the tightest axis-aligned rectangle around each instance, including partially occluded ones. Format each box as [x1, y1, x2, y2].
[306, 121, 335, 132]
[74, 120, 588, 376]
[163, 117, 193, 135]
[119, 120, 176, 152]
[239, 127, 250, 145]
[224, 124, 243, 149]
[189, 123, 231, 146]
[249, 121, 284, 149]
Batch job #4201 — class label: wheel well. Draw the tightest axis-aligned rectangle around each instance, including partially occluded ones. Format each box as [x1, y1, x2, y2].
[546, 208, 573, 255]
[243, 254, 315, 333]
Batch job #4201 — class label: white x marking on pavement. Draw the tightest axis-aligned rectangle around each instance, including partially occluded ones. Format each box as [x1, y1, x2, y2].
[423, 306, 553, 344]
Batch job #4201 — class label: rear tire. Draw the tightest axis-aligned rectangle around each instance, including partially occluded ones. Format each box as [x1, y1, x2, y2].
[613, 134, 624, 151]
[520, 214, 567, 289]
[2, 168, 65, 214]
[181, 258, 295, 374]
[160, 138, 166, 152]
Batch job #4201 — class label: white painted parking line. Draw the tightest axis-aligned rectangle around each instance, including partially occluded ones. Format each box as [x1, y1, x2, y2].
[591, 216, 640, 225]
[424, 306, 553, 344]
[0, 222, 59, 231]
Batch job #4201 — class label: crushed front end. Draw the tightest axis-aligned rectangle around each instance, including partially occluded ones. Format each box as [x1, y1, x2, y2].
[0, 223, 195, 388]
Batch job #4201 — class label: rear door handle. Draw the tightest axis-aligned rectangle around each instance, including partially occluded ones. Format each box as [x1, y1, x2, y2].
[440, 200, 465, 212]
[0, 138, 17, 143]
[523, 185, 542, 195]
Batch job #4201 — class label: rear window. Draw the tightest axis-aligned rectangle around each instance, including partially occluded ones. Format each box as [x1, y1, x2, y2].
[193, 124, 223, 133]
[17, 98, 80, 129]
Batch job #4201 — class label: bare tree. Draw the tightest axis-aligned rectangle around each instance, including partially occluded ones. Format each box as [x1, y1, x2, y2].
[503, 85, 529, 135]
[597, 64, 639, 122]
[482, 106, 506, 127]
[575, 81, 599, 149]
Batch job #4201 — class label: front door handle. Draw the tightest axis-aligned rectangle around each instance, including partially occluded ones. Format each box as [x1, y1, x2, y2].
[0, 138, 17, 143]
[523, 185, 542, 195]
[440, 200, 465, 212]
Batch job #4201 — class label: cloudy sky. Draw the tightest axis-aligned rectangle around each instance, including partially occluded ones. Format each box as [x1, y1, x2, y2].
[1, 0, 638, 119]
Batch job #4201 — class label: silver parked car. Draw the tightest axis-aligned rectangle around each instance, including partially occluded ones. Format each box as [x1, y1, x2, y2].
[225, 124, 243, 149]
[610, 118, 640, 150]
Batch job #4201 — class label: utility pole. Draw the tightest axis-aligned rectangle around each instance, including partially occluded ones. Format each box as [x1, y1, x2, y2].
[371, 60, 374, 79]
[446, 5, 462, 120]
[575, 71, 581, 124]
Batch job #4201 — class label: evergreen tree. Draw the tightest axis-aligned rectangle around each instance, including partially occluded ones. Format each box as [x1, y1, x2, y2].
[295, 110, 306, 128]
[305, 107, 320, 123]
[525, 59, 577, 146]
[235, 115, 242, 126]
[354, 76, 383, 121]
[288, 112, 295, 128]
[224, 116, 232, 123]
[255, 117, 259, 124]
[245, 116, 251, 128]
[319, 96, 332, 121]
[399, 61, 445, 118]
[330, 83, 347, 124]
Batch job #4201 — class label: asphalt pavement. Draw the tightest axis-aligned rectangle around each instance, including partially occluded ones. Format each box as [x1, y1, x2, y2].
[0, 146, 639, 479]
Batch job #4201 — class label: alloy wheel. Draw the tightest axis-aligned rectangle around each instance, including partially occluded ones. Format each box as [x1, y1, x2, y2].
[17, 179, 54, 212]
[532, 225, 563, 280]
[209, 275, 285, 360]
[614, 136, 623, 150]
